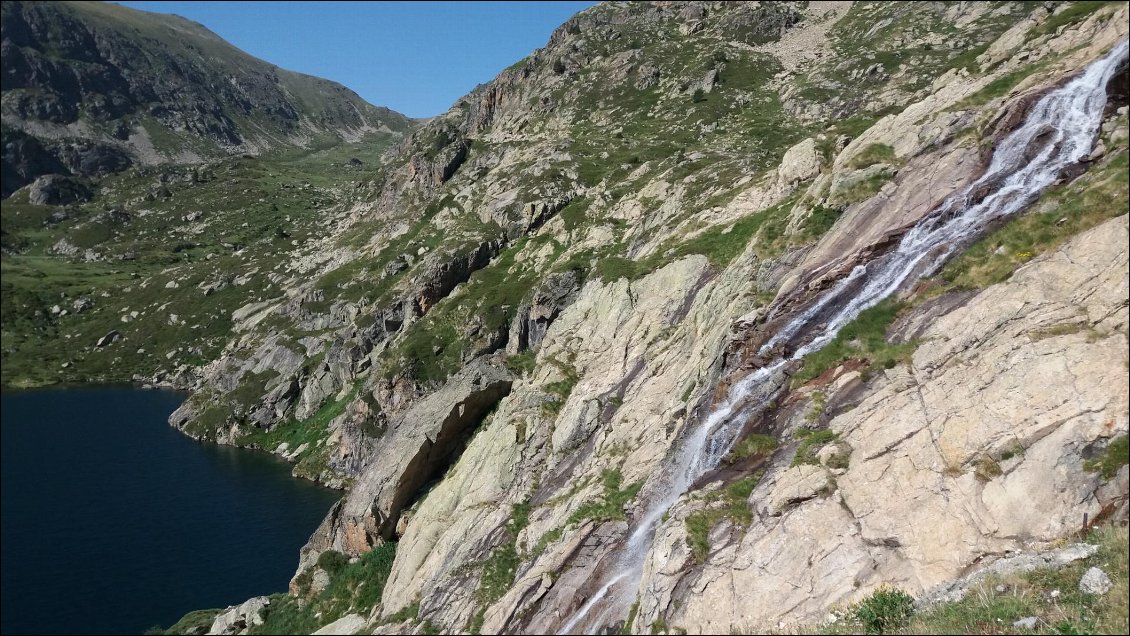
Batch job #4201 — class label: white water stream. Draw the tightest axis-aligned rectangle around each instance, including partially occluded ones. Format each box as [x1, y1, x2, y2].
[559, 39, 1128, 635]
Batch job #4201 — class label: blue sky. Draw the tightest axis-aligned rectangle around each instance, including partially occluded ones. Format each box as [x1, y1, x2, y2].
[114, 1, 595, 118]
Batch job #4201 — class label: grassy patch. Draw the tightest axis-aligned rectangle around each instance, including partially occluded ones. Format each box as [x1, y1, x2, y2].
[831, 170, 894, 205]
[568, 469, 643, 525]
[1027, 1, 1119, 39]
[684, 475, 760, 563]
[792, 298, 916, 387]
[1084, 435, 1129, 480]
[559, 197, 592, 231]
[798, 205, 843, 242]
[725, 433, 778, 464]
[593, 198, 798, 283]
[974, 455, 1004, 482]
[854, 588, 916, 634]
[0, 133, 402, 388]
[824, 525, 1129, 635]
[250, 542, 398, 635]
[936, 151, 1129, 291]
[531, 526, 565, 558]
[504, 350, 537, 376]
[846, 143, 896, 170]
[954, 56, 1056, 109]
[382, 236, 553, 385]
[238, 378, 364, 479]
[622, 601, 640, 635]
[148, 608, 222, 635]
[792, 427, 840, 467]
[475, 502, 532, 609]
[541, 356, 580, 416]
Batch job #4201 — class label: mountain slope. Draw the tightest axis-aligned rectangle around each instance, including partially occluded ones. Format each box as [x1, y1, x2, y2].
[0, 1, 413, 389]
[0, 0, 412, 196]
[136, 1, 1127, 635]
[2, 1, 1127, 635]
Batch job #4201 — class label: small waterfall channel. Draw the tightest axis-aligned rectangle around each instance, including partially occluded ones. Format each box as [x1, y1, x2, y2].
[559, 38, 1129, 635]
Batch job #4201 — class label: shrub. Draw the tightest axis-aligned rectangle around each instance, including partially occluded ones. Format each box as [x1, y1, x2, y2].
[854, 587, 915, 634]
[316, 549, 349, 575]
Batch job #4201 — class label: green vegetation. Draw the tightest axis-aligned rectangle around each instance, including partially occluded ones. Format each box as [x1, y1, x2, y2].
[1084, 435, 1129, 480]
[251, 542, 398, 635]
[568, 469, 644, 525]
[937, 151, 1129, 291]
[622, 601, 640, 635]
[1027, 1, 1119, 39]
[823, 525, 1129, 635]
[791, 298, 917, 387]
[954, 57, 1055, 108]
[504, 350, 537, 376]
[725, 433, 778, 464]
[792, 427, 840, 467]
[383, 235, 559, 385]
[795, 0, 1029, 122]
[559, 197, 592, 231]
[531, 526, 565, 558]
[830, 170, 894, 205]
[846, 144, 896, 170]
[974, 455, 1004, 482]
[590, 198, 799, 284]
[236, 377, 365, 479]
[148, 608, 222, 635]
[684, 475, 760, 563]
[476, 502, 531, 607]
[853, 588, 916, 634]
[797, 205, 843, 242]
[383, 602, 422, 625]
[805, 391, 828, 424]
[541, 356, 580, 416]
[1, 130, 402, 389]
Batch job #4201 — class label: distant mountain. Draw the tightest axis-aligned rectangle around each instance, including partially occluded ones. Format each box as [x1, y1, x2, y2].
[0, 0, 413, 196]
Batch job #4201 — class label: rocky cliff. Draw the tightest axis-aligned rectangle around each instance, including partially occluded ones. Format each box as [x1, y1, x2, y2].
[3, 2, 1128, 635]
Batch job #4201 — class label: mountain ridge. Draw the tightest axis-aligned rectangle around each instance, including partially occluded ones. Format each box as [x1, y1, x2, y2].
[1, 0, 413, 197]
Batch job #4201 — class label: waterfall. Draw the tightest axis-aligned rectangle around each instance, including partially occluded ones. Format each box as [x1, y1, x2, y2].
[559, 39, 1128, 635]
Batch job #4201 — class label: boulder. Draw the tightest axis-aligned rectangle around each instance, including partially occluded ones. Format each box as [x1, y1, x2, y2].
[312, 614, 366, 635]
[1079, 566, 1113, 595]
[778, 138, 822, 185]
[27, 174, 91, 205]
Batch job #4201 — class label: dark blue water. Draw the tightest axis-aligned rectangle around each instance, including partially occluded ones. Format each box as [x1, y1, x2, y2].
[0, 388, 339, 635]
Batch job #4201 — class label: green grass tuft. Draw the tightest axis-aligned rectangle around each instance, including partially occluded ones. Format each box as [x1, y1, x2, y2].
[1084, 435, 1129, 480]
[684, 474, 761, 563]
[568, 469, 644, 525]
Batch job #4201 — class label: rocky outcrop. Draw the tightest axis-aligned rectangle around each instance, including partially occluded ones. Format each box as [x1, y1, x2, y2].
[300, 358, 514, 567]
[637, 214, 1129, 633]
[311, 614, 366, 635]
[26, 174, 91, 205]
[506, 270, 581, 354]
[207, 596, 269, 635]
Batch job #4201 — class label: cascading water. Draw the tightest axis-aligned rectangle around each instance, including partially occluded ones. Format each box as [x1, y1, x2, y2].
[559, 39, 1129, 635]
